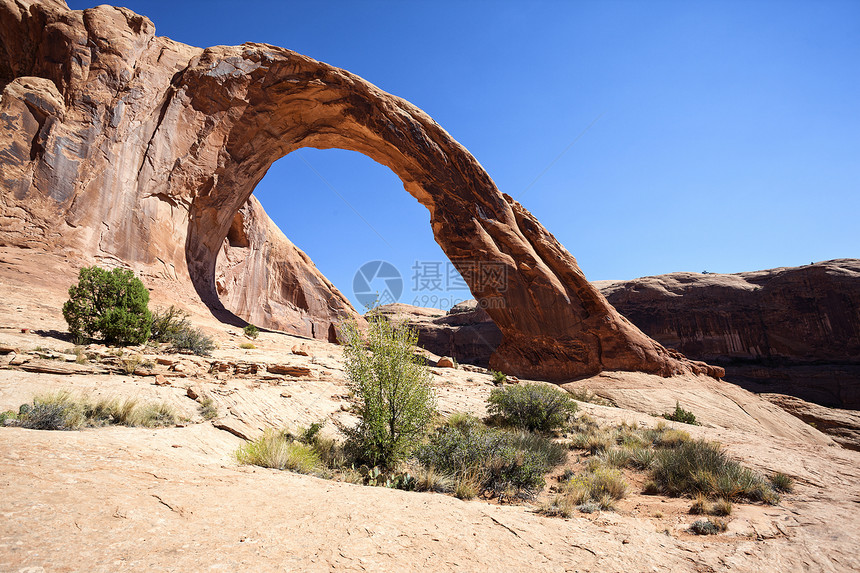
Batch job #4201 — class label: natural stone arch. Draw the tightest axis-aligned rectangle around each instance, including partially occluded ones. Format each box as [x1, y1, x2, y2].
[178, 45, 719, 381]
[0, 1, 720, 380]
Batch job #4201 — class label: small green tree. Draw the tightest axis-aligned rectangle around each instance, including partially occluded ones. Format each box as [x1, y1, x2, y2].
[62, 266, 152, 345]
[339, 313, 436, 468]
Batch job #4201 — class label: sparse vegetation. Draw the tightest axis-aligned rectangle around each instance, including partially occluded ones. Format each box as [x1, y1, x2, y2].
[243, 324, 259, 339]
[339, 314, 436, 468]
[150, 305, 215, 356]
[236, 430, 322, 474]
[690, 494, 732, 516]
[565, 387, 615, 407]
[239, 343, 256, 349]
[662, 402, 699, 425]
[769, 472, 794, 493]
[543, 466, 628, 516]
[62, 266, 152, 345]
[487, 383, 578, 433]
[10, 392, 177, 430]
[491, 370, 507, 385]
[690, 518, 728, 535]
[649, 439, 778, 503]
[120, 354, 142, 375]
[198, 396, 218, 420]
[416, 414, 567, 500]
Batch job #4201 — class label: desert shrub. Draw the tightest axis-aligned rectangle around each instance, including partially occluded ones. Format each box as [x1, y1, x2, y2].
[120, 354, 142, 375]
[240, 343, 256, 349]
[487, 383, 578, 433]
[573, 430, 614, 454]
[769, 472, 794, 493]
[650, 439, 777, 503]
[169, 327, 215, 356]
[136, 402, 177, 427]
[690, 518, 727, 535]
[662, 402, 699, 425]
[150, 305, 190, 341]
[599, 447, 632, 468]
[18, 393, 84, 430]
[339, 314, 436, 468]
[412, 466, 455, 493]
[196, 396, 217, 420]
[689, 493, 733, 516]
[491, 370, 507, 385]
[416, 416, 566, 498]
[243, 324, 259, 339]
[62, 266, 152, 345]
[15, 393, 175, 429]
[560, 467, 628, 511]
[0, 410, 17, 425]
[628, 445, 657, 469]
[150, 305, 214, 356]
[236, 430, 321, 474]
[711, 498, 733, 516]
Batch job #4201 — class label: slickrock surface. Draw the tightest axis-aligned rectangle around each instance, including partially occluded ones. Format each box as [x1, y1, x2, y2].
[0, 0, 720, 381]
[1, 255, 859, 572]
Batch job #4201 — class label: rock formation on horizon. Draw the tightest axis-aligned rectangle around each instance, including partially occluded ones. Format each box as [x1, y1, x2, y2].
[0, 0, 721, 381]
[386, 260, 860, 408]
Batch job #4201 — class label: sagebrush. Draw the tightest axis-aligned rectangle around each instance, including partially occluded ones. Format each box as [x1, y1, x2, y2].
[487, 383, 578, 432]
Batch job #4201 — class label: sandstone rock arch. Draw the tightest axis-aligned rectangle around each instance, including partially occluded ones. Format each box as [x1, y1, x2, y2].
[0, 0, 721, 380]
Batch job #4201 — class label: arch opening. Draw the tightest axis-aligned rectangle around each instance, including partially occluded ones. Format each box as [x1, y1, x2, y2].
[212, 147, 477, 343]
[179, 45, 716, 380]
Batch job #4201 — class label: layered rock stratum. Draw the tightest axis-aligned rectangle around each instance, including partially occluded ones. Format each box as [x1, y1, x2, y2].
[388, 260, 860, 409]
[0, 0, 721, 381]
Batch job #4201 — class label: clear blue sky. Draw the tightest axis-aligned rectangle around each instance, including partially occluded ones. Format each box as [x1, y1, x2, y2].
[71, 1, 860, 311]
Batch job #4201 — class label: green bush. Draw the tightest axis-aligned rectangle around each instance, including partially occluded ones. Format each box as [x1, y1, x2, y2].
[169, 327, 215, 356]
[243, 324, 259, 339]
[339, 314, 436, 468]
[650, 439, 777, 503]
[416, 415, 566, 498]
[491, 370, 508, 385]
[150, 306, 214, 356]
[487, 383, 578, 432]
[62, 266, 152, 345]
[769, 472, 794, 493]
[662, 402, 699, 425]
[150, 306, 190, 341]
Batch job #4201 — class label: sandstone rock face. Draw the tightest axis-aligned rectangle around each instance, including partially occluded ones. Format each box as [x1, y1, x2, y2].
[598, 260, 860, 408]
[378, 301, 503, 368]
[395, 260, 860, 408]
[214, 195, 354, 341]
[0, 0, 719, 380]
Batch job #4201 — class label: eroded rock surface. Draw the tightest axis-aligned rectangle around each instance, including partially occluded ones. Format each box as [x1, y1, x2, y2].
[0, 0, 719, 380]
[597, 259, 860, 408]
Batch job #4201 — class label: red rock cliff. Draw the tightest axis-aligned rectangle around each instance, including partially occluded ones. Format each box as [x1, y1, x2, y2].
[0, 0, 720, 381]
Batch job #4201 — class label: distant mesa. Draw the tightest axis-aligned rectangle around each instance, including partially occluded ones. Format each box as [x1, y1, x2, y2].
[0, 0, 720, 381]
